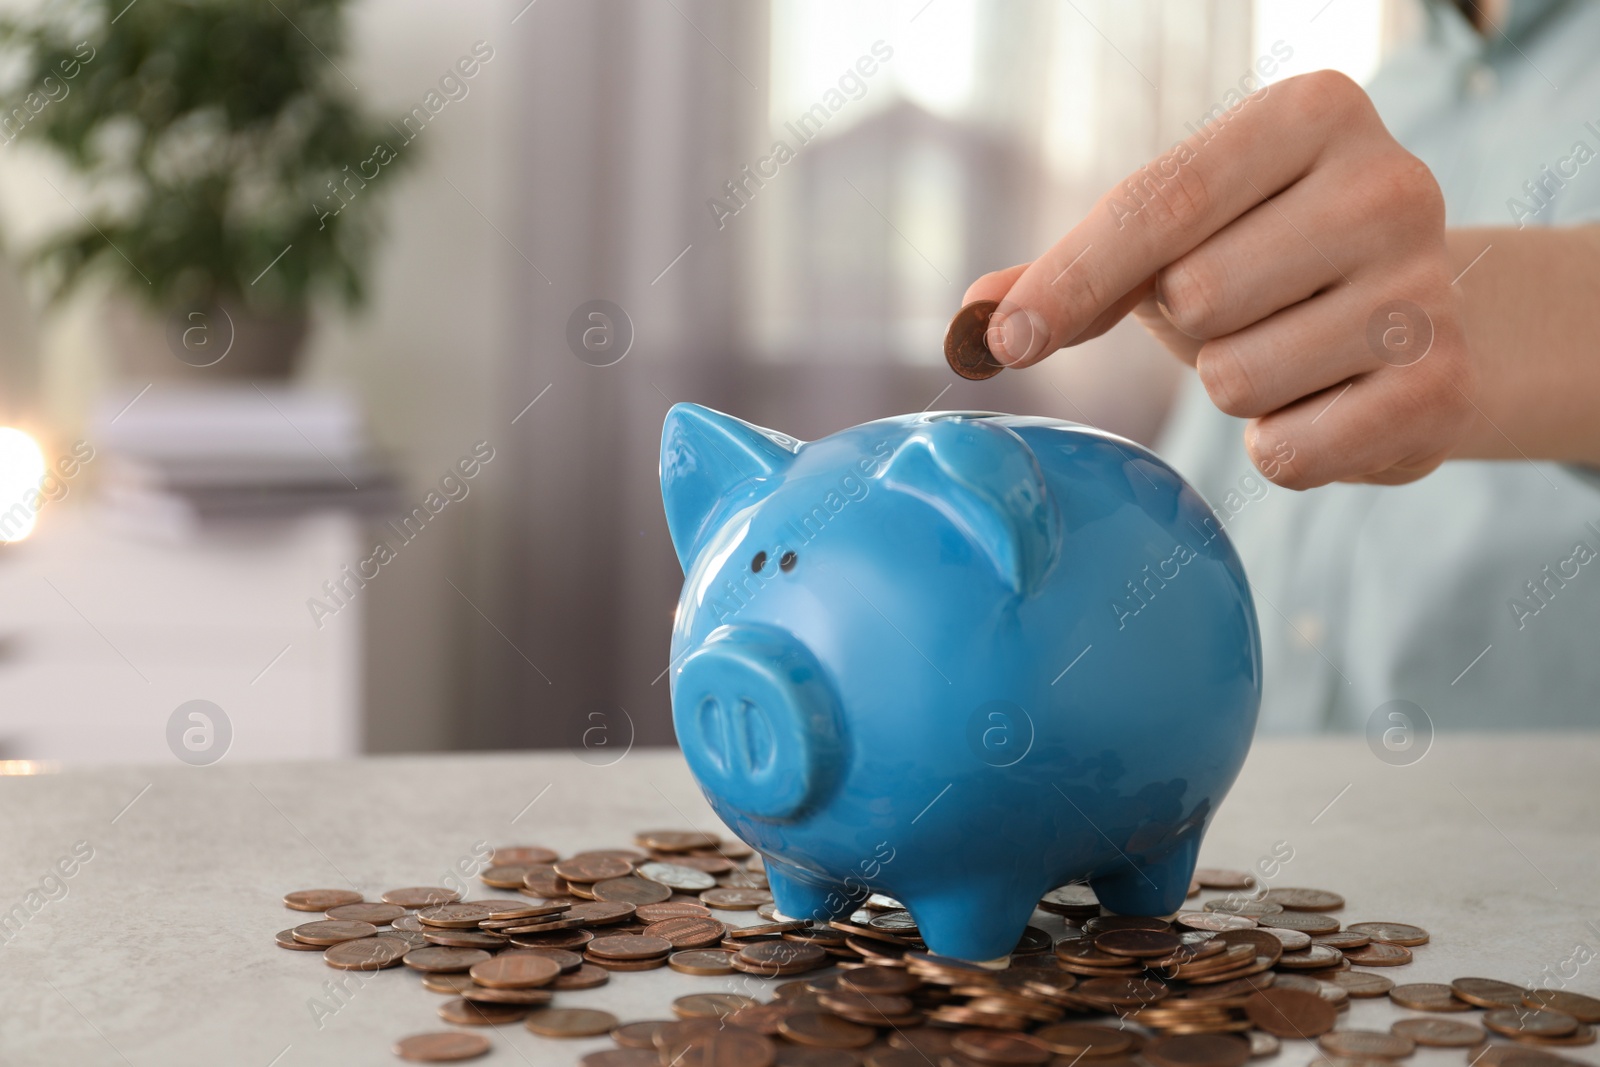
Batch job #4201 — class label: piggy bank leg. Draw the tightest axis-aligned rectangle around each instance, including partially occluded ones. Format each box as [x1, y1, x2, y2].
[1088, 836, 1202, 916]
[902, 883, 1041, 964]
[765, 863, 848, 924]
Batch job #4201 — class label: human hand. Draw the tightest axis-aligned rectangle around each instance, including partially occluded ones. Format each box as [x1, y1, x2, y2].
[963, 71, 1475, 489]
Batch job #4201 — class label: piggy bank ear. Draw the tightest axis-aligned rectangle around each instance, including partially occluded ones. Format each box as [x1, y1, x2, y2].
[883, 418, 1062, 596]
[661, 404, 799, 570]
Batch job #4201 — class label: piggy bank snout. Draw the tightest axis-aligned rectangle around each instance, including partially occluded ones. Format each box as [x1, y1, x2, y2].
[674, 625, 843, 823]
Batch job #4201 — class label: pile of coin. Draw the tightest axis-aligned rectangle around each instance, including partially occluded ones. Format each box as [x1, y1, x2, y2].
[275, 840, 1600, 1066]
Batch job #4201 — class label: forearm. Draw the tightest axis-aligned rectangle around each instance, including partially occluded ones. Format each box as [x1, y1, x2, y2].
[1449, 225, 1600, 465]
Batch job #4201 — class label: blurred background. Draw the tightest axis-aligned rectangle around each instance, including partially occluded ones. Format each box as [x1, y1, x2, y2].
[0, 0, 1414, 765]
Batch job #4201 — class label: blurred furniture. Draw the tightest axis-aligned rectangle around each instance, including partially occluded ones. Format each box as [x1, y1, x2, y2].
[0, 507, 362, 762]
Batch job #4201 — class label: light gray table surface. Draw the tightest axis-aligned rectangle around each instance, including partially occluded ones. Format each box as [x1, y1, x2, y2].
[1, 736, 1598, 1066]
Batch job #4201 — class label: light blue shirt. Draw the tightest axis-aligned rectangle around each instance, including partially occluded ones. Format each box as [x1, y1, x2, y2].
[1158, 0, 1600, 732]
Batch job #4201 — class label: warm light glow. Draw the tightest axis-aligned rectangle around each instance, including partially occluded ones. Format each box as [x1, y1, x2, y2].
[0, 760, 60, 775]
[0, 427, 48, 543]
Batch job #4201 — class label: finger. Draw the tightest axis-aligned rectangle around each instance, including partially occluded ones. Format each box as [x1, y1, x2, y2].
[1245, 331, 1473, 489]
[1156, 176, 1361, 341]
[963, 263, 1031, 306]
[989, 72, 1374, 368]
[1193, 285, 1386, 419]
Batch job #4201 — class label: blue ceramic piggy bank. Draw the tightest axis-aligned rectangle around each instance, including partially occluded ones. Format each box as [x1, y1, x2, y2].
[661, 405, 1261, 962]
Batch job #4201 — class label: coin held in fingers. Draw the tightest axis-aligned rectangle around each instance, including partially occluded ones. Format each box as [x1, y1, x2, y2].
[945, 300, 1005, 381]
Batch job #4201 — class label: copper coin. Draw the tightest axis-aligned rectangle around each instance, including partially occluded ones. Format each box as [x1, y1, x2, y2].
[1317, 1030, 1415, 1059]
[505, 946, 580, 973]
[951, 1030, 1053, 1065]
[291, 919, 378, 945]
[671, 854, 737, 874]
[460, 985, 554, 1006]
[393, 1031, 491, 1062]
[817, 990, 914, 1023]
[422, 929, 508, 949]
[891, 1029, 958, 1054]
[491, 845, 559, 865]
[554, 854, 634, 882]
[1245, 988, 1338, 1037]
[1195, 869, 1257, 890]
[500, 916, 587, 934]
[1452, 977, 1532, 1008]
[392, 914, 425, 932]
[550, 962, 611, 989]
[1178, 912, 1258, 932]
[1311, 931, 1371, 950]
[725, 1004, 794, 1036]
[670, 949, 737, 975]
[284, 888, 362, 912]
[1082, 915, 1172, 934]
[383, 887, 461, 908]
[437, 998, 527, 1026]
[612, 1021, 673, 1048]
[673, 993, 759, 1020]
[323, 935, 409, 970]
[660, 1028, 777, 1067]
[324, 901, 405, 925]
[1345, 922, 1429, 946]
[592, 875, 672, 906]
[525, 1007, 619, 1037]
[778, 1012, 876, 1049]
[1391, 1018, 1484, 1047]
[1257, 912, 1340, 935]
[1512, 1022, 1597, 1047]
[566, 901, 637, 925]
[1094, 927, 1184, 959]
[1276, 945, 1346, 970]
[635, 830, 721, 852]
[1390, 982, 1472, 1011]
[421, 973, 478, 994]
[637, 902, 713, 922]
[275, 928, 322, 951]
[587, 952, 667, 972]
[1325, 971, 1394, 998]
[1260, 888, 1345, 912]
[1030, 1024, 1133, 1056]
[731, 920, 809, 939]
[402, 946, 492, 973]
[1260, 927, 1312, 950]
[480, 902, 573, 927]
[582, 1048, 660, 1066]
[587, 934, 672, 960]
[417, 902, 499, 928]
[479, 864, 536, 889]
[1486, 1008, 1580, 1038]
[739, 940, 827, 972]
[646, 916, 727, 949]
[521, 866, 569, 897]
[944, 299, 1004, 380]
[701, 887, 774, 910]
[1527, 990, 1600, 1023]
[469, 953, 560, 989]
[511, 928, 593, 950]
[637, 861, 717, 892]
[1204, 900, 1283, 917]
[839, 967, 922, 995]
[1143, 1033, 1251, 1067]
[1343, 942, 1412, 967]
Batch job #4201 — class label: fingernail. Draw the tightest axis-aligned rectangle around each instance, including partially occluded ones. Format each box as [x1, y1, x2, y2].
[986, 304, 1050, 365]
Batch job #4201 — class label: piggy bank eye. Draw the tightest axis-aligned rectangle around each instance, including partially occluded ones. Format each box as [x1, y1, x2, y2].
[751, 551, 768, 573]
[779, 550, 797, 572]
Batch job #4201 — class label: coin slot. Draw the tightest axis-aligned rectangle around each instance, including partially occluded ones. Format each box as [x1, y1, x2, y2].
[779, 551, 797, 572]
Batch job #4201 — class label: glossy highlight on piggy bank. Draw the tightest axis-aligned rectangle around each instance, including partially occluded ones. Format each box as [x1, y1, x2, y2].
[660, 405, 1262, 962]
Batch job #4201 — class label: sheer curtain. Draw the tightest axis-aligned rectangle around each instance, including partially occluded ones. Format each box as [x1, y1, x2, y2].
[485, 0, 1258, 750]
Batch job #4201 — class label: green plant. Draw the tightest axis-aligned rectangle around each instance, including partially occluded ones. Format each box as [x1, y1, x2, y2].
[0, 0, 410, 314]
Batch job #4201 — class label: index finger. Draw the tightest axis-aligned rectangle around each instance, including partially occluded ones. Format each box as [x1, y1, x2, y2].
[988, 74, 1346, 368]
